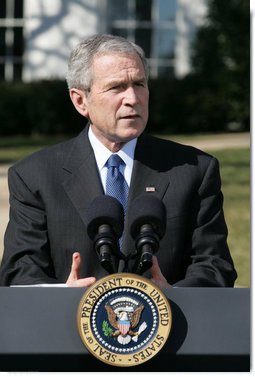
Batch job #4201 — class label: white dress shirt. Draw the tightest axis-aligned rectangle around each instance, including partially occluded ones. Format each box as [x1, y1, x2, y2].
[88, 126, 137, 191]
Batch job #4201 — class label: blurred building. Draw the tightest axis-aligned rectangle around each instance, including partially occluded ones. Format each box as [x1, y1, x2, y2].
[0, 0, 208, 82]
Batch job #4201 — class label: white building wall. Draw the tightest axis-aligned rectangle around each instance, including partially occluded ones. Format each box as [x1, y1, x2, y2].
[23, 0, 99, 81]
[175, 0, 208, 77]
[22, 0, 208, 81]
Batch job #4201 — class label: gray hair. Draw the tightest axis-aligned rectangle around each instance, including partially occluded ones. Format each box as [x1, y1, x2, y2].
[66, 34, 149, 92]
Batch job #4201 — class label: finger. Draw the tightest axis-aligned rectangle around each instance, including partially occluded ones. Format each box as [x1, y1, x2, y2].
[68, 277, 96, 288]
[150, 256, 170, 288]
[66, 252, 81, 285]
[150, 255, 162, 279]
[66, 252, 96, 287]
[70, 252, 81, 280]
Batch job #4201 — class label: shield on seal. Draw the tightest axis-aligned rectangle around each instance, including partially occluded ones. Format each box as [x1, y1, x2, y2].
[117, 319, 130, 335]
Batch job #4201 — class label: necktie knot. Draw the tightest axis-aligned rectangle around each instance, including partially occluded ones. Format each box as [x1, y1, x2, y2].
[107, 154, 124, 169]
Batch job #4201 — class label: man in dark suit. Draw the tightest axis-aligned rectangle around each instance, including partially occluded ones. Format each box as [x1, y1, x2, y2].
[0, 34, 237, 287]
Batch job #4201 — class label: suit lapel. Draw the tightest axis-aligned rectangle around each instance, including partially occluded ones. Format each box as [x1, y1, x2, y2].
[122, 133, 170, 257]
[62, 127, 104, 227]
[128, 160, 169, 202]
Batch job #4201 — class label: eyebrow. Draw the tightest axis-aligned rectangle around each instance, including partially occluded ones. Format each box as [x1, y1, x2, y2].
[104, 77, 147, 89]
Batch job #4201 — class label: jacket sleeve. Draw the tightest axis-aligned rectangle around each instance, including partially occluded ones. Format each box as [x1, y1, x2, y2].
[0, 166, 58, 286]
[174, 157, 237, 287]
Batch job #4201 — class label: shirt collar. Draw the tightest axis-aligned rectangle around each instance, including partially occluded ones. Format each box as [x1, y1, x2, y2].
[88, 126, 137, 171]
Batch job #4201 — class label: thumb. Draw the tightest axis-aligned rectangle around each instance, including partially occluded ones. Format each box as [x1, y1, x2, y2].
[150, 256, 170, 288]
[150, 255, 164, 280]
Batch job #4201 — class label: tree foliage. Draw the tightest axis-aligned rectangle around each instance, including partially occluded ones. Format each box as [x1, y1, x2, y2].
[190, 0, 250, 130]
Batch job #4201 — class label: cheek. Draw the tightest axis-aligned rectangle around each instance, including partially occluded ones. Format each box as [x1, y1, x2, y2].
[140, 90, 149, 106]
[87, 100, 110, 119]
[142, 97, 149, 117]
[90, 106, 118, 129]
[98, 97, 119, 114]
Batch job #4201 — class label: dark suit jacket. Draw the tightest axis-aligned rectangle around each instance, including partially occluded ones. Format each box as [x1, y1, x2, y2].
[0, 126, 237, 286]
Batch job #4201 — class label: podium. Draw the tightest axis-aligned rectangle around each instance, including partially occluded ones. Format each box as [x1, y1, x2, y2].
[0, 287, 250, 372]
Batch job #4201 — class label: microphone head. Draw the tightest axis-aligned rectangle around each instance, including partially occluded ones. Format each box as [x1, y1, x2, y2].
[86, 195, 124, 240]
[129, 194, 166, 239]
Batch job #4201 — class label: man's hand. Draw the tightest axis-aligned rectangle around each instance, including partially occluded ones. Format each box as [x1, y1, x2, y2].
[66, 252, 96, 287]
[150, 256, 172, 289]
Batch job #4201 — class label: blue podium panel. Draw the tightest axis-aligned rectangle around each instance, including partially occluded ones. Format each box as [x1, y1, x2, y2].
[0, 287, 250, 371]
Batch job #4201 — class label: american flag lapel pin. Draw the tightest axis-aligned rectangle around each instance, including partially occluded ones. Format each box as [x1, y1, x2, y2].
[146, 186, 156, 192]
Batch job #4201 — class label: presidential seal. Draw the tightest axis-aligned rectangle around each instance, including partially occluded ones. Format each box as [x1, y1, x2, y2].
[77, 273, 172, 367]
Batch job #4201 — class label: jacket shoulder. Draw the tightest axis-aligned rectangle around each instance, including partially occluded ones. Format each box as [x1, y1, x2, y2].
[137, 132, 214, 168]
[10, 128, 88, 175]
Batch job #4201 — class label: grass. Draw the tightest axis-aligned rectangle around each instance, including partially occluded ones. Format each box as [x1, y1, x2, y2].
[0, 136, 250, 287]
[0, 136, 69, 163]
[208, 148, 250, 288]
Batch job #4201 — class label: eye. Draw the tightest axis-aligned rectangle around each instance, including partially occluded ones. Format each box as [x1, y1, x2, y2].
[108, 84, 124, 92]
[111, 85, 121, 90]
[135, 81, 146, 87]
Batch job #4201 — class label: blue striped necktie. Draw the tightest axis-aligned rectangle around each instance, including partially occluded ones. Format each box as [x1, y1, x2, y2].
[105, 154, 128, 214]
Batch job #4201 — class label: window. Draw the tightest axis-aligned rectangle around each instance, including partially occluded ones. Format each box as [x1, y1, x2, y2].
[0, 0, 24, 81]
[136, 0, 152, 21]
[107, 0, 176, 78]
[158, 0, 176, 21]
[108, 0, 129, 21]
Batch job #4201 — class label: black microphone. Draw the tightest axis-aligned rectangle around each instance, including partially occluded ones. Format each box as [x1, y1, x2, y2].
[86, 195, 124, 274]
[129, 194, 166, 275]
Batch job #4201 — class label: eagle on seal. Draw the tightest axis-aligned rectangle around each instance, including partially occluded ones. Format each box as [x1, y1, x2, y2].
[105, 303, 146, 345]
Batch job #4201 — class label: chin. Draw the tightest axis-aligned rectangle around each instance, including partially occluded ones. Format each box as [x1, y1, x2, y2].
[122, 123, 146, 139]
[120, 130, 142, 143]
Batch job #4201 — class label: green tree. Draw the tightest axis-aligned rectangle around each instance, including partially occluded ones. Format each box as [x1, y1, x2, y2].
[191, 0, 249, 130]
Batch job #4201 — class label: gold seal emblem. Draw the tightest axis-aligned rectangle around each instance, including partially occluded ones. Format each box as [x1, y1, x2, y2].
[77, 273, 172, 367]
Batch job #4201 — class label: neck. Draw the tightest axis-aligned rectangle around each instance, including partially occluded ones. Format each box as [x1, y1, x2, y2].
[107, 142, 125, 153]
[90, 124, 126, 152]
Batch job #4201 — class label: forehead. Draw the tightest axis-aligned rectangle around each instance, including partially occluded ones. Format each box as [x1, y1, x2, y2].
[91, 53, 146, 82]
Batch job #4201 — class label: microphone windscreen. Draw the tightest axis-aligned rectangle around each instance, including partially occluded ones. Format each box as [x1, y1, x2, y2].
[86, 195, 124, 240]
[129, 194, 166, 239]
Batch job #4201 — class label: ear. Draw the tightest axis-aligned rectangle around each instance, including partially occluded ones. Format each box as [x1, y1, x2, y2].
[69, 88, 89, 118]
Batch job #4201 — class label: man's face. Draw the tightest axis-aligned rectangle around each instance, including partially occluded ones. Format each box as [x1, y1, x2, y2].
[84, 53, 149, 149]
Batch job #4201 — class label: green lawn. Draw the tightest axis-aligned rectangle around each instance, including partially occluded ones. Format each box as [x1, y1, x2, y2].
[0, 136, 68, 163]
[0, 137, 250, 287]
[209, 148, 250, 287]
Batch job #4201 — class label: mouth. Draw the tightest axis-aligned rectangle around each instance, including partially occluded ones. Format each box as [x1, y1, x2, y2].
[121, 114, 140, 120]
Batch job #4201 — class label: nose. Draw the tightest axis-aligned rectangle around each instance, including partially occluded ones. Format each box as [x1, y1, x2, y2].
[123, 86, 139, 106]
